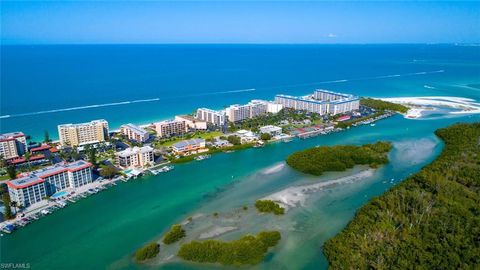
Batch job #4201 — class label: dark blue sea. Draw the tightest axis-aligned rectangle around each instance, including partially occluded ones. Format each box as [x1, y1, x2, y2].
[1, 44, 479, 139]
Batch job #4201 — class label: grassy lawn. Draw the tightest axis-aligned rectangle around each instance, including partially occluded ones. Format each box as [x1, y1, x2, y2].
[154, 131, 224, 148]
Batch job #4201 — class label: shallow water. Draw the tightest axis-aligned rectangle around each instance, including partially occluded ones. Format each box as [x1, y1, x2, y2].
[2, 113, 479, 270]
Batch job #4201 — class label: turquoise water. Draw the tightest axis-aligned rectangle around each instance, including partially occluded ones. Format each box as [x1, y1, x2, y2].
[50, 191, 68, 199]
[1, 44, 479, 139]
[0, 45, 479, 269]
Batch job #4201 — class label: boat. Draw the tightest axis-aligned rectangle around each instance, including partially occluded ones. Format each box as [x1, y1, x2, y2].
[1, 224, 15, 234]
[194, 155, 211, 161]
[158, 165, 174, 172]
[40, 209, 50, 215]
[370, 123, 376, 127]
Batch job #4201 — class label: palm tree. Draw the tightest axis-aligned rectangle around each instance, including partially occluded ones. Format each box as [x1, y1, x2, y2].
[10, 201, 17, 216]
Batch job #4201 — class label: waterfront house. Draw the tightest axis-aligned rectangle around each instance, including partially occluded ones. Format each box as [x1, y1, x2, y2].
[172, 139, 206, 155]
[259, 125, 283, 136]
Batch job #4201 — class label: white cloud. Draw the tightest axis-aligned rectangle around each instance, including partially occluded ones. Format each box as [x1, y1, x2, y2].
[327, 33, 337, 38]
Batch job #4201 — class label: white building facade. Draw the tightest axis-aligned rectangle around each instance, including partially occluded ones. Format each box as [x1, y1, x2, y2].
[116, 146, 154, 169]
[7, 160, 93, 207]
[195, 108, 226, 126]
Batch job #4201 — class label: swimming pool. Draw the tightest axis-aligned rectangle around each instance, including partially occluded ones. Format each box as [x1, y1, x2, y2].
[51, 191, 68, 199]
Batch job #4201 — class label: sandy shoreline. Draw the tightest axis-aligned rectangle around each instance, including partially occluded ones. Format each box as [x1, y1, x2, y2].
[262, 169, 375, 211]
[379, 96, 480, 119]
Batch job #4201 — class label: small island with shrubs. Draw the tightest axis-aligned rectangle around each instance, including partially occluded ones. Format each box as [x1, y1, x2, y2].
[255, 200, 285, 215]
[360, 98, 409, 113]
[135, 242, 160, 262]
[286, 141, 392, 176]
[177, 231, 281, 265]
[163, 224, 186, 245]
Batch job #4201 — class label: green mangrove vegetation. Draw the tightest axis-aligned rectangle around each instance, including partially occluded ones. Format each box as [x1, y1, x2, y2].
[286, 141, 392, 176]
[324, 123, 480, 269]
[177, 231, 281, 265]
[361, 98, 409, 113]
[135, 242, 160, 262]
[162, 224, 186, 245]
[255, 200, 285, 215]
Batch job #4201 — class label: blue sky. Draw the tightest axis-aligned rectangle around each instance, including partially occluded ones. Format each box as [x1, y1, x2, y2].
[1, 1, 479, 44]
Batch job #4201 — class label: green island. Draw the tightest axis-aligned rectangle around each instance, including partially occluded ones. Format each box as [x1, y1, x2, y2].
[162, 224, 186, 244]
[324, 123, 480, 269]
[177, 231, 281, 265]
[360, 98, 409, 113]
[255, 200, 285, 215]
[135, 242, 160, 262]
[286, 141, 392, 176]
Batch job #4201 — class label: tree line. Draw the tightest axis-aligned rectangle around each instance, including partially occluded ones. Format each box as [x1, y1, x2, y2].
[323, 123, 480, 269]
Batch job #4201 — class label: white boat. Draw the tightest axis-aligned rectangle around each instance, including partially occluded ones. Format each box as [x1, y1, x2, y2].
[158, 165, 174, 172]
[194, 154, 211, 161]
[40, 209, 50, 215]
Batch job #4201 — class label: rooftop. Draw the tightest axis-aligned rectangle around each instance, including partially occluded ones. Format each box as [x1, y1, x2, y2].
[116, 146, 154, 157]
[58, 119, 108, 128]
[172, 139, 205, 148]
[121, 123, 148, 135]
[0, 131, 25, 142]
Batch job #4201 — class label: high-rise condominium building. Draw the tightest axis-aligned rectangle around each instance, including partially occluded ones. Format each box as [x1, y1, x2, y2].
[195, 108, 226, 126]
[0, 132, 27, 159]
[274, 89, 359, 115]
[58, 119, 109, 147]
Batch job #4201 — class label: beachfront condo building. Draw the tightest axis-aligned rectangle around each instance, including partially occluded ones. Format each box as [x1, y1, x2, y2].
[58, 119, 109, 147]
[120, 123, 150, 142]
[314, 89, 360, 115]
[275, 95, 329, 115]
[154, 120, 187, 138]
[115, 146, 154, 169]
[226, 104, 252, 122]
[6, 160, 93, 207]
[195, 108, 226, 126]
[175, 115, 207, 130]
[225, 100, 282, 122]
[172, 139, 206, 154]
[274, 89, 359, 116]
[0, 132, 27, 160]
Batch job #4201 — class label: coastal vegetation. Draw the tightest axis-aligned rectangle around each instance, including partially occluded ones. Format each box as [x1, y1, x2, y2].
[152, 131, 223, 148]
[255, 200, 285, 215]
[286, 141, 392, 176]
[177, 231, 281, 265]
[99, 165, 118, 179]
[324, 123, 480, 269]
[360, 98, 409, 113]
[134, 242, 160, 261]
[229, 108, 319, 133]
[1, 183, 14, 219]
[170, 143, 255, 164]
[162, 224, 186, 244]
[335, 111, 384, 129]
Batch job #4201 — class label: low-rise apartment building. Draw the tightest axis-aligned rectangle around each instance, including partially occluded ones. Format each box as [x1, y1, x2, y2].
[58, 119, 109, 146]
[0, 132, 27, 159]
[6, 160, 93, 207]
[120, 123, 150, 142]
[259, 125, 283, 136]
[116, 146, 154, 169]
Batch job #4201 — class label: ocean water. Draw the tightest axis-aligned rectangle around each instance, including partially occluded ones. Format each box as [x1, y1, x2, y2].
[1, 44, 479, 139]
[0, 45, 479, 269]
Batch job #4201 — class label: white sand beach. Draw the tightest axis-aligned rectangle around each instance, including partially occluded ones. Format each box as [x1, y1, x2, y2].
[379, 96, 480, 118]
